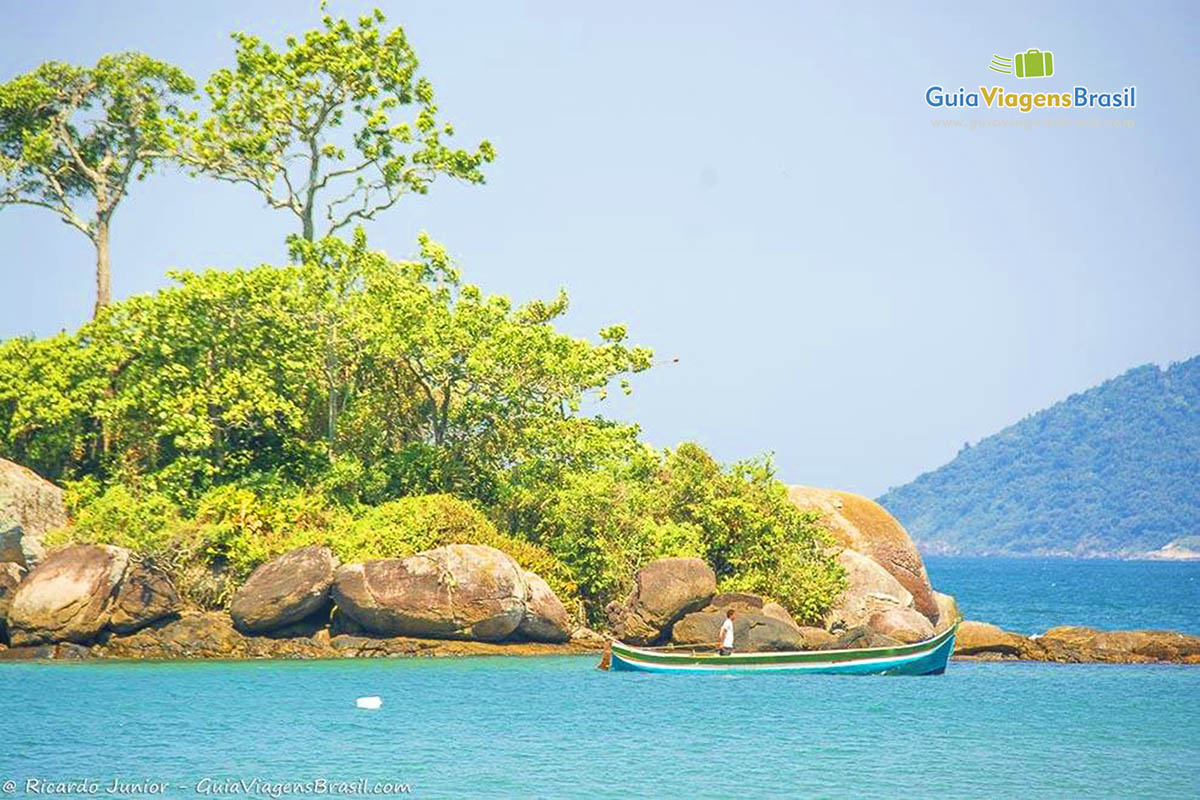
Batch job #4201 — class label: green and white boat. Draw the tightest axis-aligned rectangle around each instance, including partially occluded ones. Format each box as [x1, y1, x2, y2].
[606, 622, 958, 675]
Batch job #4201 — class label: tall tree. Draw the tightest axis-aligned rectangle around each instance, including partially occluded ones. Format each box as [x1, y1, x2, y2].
[0, 54, 194, 316]
[188, 9, 494, 241]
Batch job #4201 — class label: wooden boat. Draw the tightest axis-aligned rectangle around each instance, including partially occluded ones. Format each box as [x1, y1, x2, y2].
[605, 622, 958, 675]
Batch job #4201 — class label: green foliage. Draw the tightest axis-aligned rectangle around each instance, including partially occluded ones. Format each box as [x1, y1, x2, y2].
[186, 8, 493, 240]
[529, 443, 844, 624]
[1, 10, 848, 629]
[878, 357, 1200, 555]
[0, 52, 194, 310]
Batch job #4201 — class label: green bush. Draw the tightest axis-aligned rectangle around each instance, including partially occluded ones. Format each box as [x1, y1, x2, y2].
[529, 443, 845, 625]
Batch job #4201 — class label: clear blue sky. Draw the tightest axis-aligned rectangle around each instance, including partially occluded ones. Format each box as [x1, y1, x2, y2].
[1, 1, 1197, 497]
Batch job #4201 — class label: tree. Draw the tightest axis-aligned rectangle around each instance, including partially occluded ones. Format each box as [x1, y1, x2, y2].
[0, 54, 194, 316]
[188, 9, 494, 241]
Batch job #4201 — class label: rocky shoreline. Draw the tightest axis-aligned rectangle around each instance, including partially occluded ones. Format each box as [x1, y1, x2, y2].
[3, 611, 1197, 666]
[2, 459, 1197, 667]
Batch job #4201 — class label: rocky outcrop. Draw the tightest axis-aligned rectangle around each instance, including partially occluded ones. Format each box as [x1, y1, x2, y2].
[824, 548, 912, 630]
[606, 557, 716, 645]
[953, 620, 1044, 660]
[332, 544, 529, 641]
[230, 545, 337, 635]
[932, 591, 961, 633]
[1036, 626, 1200, 664]
[517, 571, 571, 643]
[0, 561, 25, 641]
[868, 607, 935, 644]
[5, 544, 178, 646]
[787, 486, 937, 620]
[0, 459, 68, 568]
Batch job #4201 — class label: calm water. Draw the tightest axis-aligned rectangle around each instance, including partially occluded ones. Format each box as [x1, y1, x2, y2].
[3, 558, 1199, 799]
[925, 556, 1200, 634]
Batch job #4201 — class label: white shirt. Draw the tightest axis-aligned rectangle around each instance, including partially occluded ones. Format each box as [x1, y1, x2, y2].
[719, 618, 735, 648]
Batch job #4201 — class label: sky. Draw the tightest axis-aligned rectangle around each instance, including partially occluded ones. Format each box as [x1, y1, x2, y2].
[1, 1, 1197, 497]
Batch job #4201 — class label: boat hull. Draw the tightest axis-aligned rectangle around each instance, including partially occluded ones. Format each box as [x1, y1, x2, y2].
[609, 623, 957, 675]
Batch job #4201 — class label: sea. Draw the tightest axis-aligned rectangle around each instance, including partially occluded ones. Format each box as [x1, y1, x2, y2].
[3, 557, 1198, 799]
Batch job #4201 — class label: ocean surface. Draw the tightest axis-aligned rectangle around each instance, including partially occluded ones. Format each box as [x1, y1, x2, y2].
[3, 558, 1199, 799]
[924, 556, 1200, 634]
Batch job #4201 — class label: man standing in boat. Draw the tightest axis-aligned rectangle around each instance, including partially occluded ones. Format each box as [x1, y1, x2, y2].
[718, 608, 736, 655]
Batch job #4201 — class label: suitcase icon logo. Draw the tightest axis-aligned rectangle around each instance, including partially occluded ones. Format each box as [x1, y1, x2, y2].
[989, 49, 1055, 78]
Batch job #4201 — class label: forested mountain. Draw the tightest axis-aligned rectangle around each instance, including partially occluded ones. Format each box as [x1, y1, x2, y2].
[878, 356, 1200, 557]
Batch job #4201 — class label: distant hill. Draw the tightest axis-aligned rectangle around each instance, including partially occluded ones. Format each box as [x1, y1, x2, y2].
[877, 356, 1200, 557]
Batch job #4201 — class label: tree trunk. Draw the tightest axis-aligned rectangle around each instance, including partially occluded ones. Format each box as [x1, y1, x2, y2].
[302, 208, 315, 241]
[93, 218, 112, 317]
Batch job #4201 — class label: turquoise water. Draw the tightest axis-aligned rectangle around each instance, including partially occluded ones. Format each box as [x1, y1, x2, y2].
[3, 558, 1199, 798]
[925, 556, 1200, 634]
[4, 657, 1199, 798]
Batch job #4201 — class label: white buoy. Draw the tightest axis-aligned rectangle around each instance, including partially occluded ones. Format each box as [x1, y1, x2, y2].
[355, 696, 382, 710]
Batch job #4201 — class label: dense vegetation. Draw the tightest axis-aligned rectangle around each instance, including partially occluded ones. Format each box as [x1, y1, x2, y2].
[0, 10, 844, 625]
[878, 357, 1200, 556]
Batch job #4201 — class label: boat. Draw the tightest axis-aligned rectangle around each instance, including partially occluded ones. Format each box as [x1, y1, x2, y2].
[604, 621, 958, 675]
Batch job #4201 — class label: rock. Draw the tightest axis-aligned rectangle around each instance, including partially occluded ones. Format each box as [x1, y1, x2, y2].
[230, 545, 336, 635]
[97, 612, 246, 659]
[671, 611, 813, 652]
[109, 562, 180, 634]
[606, 557, 716, 645]
[761, 601, 799, 629]
[707, 592, 765, 612]
[932, 591, 961, 633]
[516, 571, 570, 643]
[795, 626, 837, 648]
[569, 626, 607, 647]
[824, 548, 913, 630]
[787, 486, 937, 620]
[332, 544, 529, 641]
[0, 458, 68, 568]
[820, 625, 904, 650]
[1036, 626, 1200, 664]
[868, 607, 935, 643]
[0, 561, 26, 642]
[6, 544, 178, 646]
[329, 606, 367, 636]
[7, 544, 130, 645]
[953, 620, 1041, 660]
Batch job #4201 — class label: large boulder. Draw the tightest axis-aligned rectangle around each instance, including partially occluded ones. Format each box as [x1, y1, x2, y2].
[230, 545, 337, 635]
[0, 459, 68, 568]
[606, 557, 716, 645]
[868, 607, 935, 643]
[332, 544, 528, 641]
[109, 562, 180, 634]
[761, 601, 799, 629]
[824, 548, 913, 630]
[516, 571, 571, 643]
[954, 620, 1041, 660]
[932, 591, 961, 633]
[6, 544, 178, 646]
[0, 561, 26, 642]
[787, 486, 937, 620]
